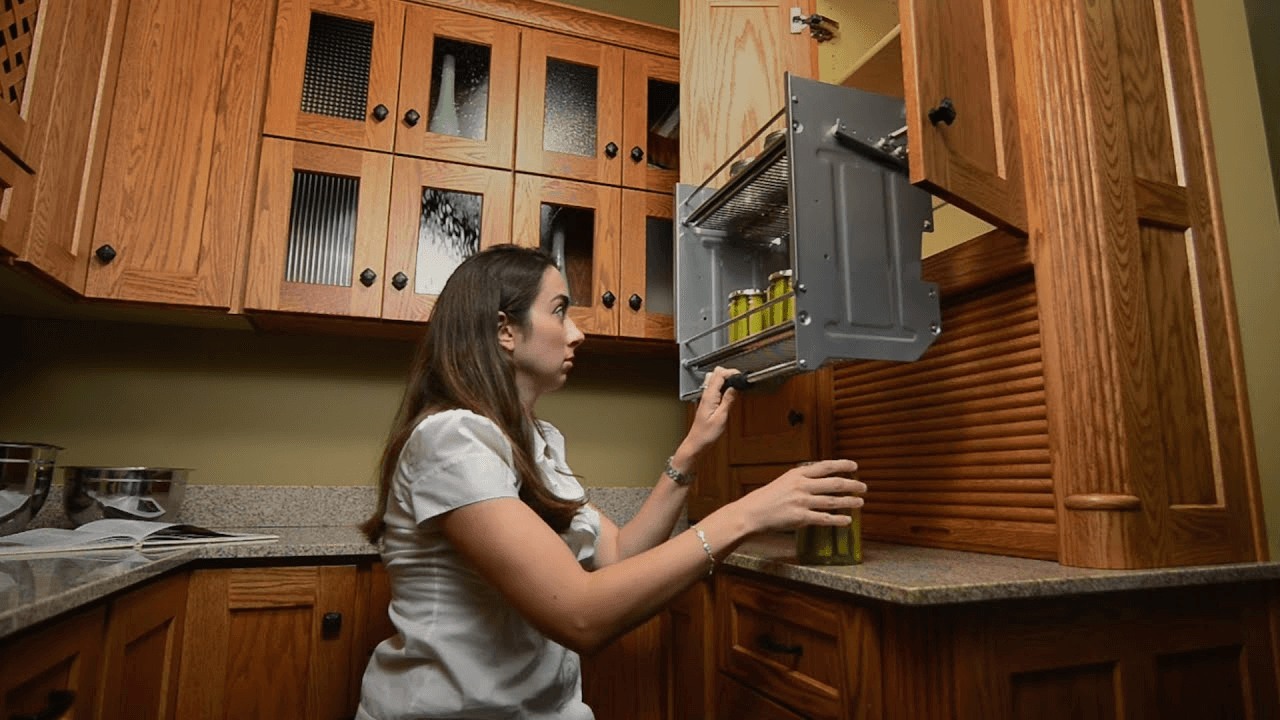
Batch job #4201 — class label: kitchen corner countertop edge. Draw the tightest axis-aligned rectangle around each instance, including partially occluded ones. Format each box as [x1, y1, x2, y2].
[6, 526, 1280, 642]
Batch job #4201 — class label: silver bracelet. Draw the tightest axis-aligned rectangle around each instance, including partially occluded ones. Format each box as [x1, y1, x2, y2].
[692, 525, 715, 578]
[664, 456, 693, 487]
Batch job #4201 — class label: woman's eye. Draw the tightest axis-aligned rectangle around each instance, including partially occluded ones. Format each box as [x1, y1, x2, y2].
[554, 305, 567, 318]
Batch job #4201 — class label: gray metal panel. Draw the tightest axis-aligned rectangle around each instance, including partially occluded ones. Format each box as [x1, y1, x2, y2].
[675, 74, 940, 401]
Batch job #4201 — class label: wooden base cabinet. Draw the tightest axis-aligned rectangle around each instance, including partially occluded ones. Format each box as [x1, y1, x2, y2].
[176, 565, 360, 720]
[96, 572, 188, 720]
[0, 606, 105, 720]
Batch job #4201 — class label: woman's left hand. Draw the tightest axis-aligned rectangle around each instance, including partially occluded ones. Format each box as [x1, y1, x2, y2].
[679, 366, 741, 459]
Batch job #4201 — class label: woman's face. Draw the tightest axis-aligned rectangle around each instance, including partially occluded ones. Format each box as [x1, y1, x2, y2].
[501, 266, 585, 405]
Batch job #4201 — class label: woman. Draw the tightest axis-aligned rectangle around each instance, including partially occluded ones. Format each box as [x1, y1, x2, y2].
[356, 245, 862, 719]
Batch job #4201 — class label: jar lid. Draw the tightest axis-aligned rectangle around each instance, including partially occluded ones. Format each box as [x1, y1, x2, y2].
[727, 288, 765, 299]
[768, 269, 793, 281]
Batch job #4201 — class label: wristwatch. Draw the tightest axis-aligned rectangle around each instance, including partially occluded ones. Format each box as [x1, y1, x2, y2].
[664, 456, 693, 486]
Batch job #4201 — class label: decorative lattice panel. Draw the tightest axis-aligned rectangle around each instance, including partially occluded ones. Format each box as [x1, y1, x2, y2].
[0, 0, 38, 107]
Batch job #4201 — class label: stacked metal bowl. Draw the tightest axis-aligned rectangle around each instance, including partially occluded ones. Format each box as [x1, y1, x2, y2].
[0, 442, 62, 536]
[62, 467, 190, 526]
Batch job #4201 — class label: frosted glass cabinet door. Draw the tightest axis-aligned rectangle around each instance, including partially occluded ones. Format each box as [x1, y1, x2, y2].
[244, 138, 392, 318]
[513, 174, 620, 336]
[516, 30, 624, 185]
[394, 6, 519, 169]
[621, 51, 680, 194]
[383, 158, 513, 322]
[264, 0, 404, 152]
[619, 190, 675, 340]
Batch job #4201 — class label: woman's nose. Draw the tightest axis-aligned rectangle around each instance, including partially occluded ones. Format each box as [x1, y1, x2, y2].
[567, 317, 585, 347]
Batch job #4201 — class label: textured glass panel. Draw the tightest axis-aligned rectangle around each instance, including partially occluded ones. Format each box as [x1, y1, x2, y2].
[428, 37, 490, 140]
[301, 13, 374, 121]
[539, 203, 594, 306]
[414, 188, 483, 296]
[286, 171, 360, 287]
[646, 78, 679, 171]
[645, 215, 674, 315]
[543, 59, 597, 157]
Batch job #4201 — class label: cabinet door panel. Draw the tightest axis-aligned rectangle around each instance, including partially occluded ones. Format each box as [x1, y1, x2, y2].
[384, 157, 513, 322]
[244, 138, 391, 318]
[516, 30, 624, 185]
[1, 0, 129, 291]
[619, 189, 674, 340]
[513, 174, 620, 336]
[622, 50, 680, 193]
[264, 0, 403, 152]
[900, 0, 1026, 233]
[581, 614, 668, 720]
[0, 606, 105, 720]
[728, 373, 817, 465]
[98, 572, 188, 720]
[177, 566, 358, 720]
[85, 0, 274, 307]
[395, 6, 518, 168]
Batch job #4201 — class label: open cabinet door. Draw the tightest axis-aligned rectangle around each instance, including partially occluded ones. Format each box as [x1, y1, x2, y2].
[900, 0, 1027, 234]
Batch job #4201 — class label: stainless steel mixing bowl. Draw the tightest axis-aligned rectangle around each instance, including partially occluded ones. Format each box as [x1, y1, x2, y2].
[0, 442, 61, 536]
[63, 467, 190, 526]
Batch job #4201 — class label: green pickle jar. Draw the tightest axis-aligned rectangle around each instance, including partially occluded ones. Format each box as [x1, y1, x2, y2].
[767, 269, 793, 327]
[794, 465, 862, 565]
[727, 289, 766, 343]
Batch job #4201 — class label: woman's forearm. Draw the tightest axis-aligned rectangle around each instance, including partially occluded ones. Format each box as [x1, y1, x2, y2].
[614, 445, 700, 559]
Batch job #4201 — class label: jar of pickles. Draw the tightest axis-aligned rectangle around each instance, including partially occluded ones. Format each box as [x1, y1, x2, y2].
[727, 288, 766, 342]
[794, 463, 862, 565]
[768, 269, 794, 327]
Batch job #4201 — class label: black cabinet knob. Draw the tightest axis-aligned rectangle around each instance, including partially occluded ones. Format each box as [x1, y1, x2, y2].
[628, 293, 642, 311]
[391, 272, 408, 291]
[787, 410, 805, 427]
[630, 146, 644, 163]
[359, 268, 377, 287]
[94, 245, 117, 263]
[604, 142, 619, 158]
[927, 97, 957, 127]
[371, 104, 389, 122]
[321, 612, 343, 637]
[601, 290, 616, 308]
[10, 690, 75, 720]
[756, 634, 804, 656]
[404, 108, 421, 127]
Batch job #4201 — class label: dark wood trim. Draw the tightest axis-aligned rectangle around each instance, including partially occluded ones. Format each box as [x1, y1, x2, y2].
[922, 228, 1031, 299]
[406, 0, 679, 57]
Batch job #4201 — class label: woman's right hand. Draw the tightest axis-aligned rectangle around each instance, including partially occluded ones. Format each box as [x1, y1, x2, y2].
[731, 459, 864, 535]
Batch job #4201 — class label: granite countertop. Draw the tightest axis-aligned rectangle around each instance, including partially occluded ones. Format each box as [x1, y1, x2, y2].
[5, 485, 1280, 642]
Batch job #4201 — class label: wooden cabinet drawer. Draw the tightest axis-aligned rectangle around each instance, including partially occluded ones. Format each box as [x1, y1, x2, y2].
[715, 672, 807, 720]
[717, 573, 880, 720]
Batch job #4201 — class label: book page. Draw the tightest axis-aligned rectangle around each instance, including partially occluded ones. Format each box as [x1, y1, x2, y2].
[0, 527, 137, 557]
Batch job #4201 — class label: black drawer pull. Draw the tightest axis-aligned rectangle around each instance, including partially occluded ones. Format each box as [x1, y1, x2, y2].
[11, 690, 75, 720]
[756, 633, 803, 657]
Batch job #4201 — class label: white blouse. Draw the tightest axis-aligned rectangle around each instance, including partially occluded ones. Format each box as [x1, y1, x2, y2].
[356, 409, 600, 720]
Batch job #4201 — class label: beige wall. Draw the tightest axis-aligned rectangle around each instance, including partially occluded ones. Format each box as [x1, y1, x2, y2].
[0, 316, 686, 488]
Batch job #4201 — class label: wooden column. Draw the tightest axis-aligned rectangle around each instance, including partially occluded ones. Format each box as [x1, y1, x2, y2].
[1010, 0, 1265, 567]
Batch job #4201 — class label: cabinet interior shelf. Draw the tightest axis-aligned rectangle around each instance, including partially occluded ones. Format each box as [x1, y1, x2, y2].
[838, 25, 904, 98]
[683, 140, 791, 247]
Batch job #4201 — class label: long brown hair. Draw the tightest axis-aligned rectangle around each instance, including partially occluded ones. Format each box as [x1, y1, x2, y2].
[361, 245, 585, 542]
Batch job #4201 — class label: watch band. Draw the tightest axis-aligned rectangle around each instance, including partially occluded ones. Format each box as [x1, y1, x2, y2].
[664, 456, 693, 486]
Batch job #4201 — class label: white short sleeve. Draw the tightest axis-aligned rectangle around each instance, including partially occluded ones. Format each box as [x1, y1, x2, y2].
[399, 410, 521, 525]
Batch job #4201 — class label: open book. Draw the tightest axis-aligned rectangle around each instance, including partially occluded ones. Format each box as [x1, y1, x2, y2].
[0, 519, 278, 558]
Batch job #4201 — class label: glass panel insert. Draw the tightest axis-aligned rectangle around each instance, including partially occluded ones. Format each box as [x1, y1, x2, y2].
[428, 37, 491, 141]
[539, 203, 594, 306]
[286, 170, 360, 287]
[301, 13, 374, 121]
[644, 215, 674, 315]
[646, 78, 679, 171]
[415, 187, 484, 296]
[543, 59, 597, 157]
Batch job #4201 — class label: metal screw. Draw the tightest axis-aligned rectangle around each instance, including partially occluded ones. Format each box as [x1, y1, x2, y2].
[930, 323, 941, 335]
[928, 288, 937, 299]
[923, 219, 934, 231]
[795, 283, 807, 293]
[792, 121, 803, 133]
[791, 95, 799, 104]
[798, 359, 808, 368]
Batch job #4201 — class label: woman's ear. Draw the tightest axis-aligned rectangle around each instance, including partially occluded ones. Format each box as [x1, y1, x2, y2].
[497, 311, 516, 352]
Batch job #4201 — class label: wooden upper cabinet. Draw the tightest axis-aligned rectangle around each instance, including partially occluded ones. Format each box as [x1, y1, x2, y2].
[516, 30, 624, 185]
[1, 0, 128, 291]
[383, 157, 513, 322]
[621, 51, 680, 193]
[394, 6, 519, 169]
[264, 0, 404, 153]
[513, 174, 620, 336]
[619, 189, 674, 341]
[679, 0, 816, 184]
[0, 0, 54, 169]
[898, 0, 1026, 233]
[244, 138, 391, 319]
[83, 0, 274, 307]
